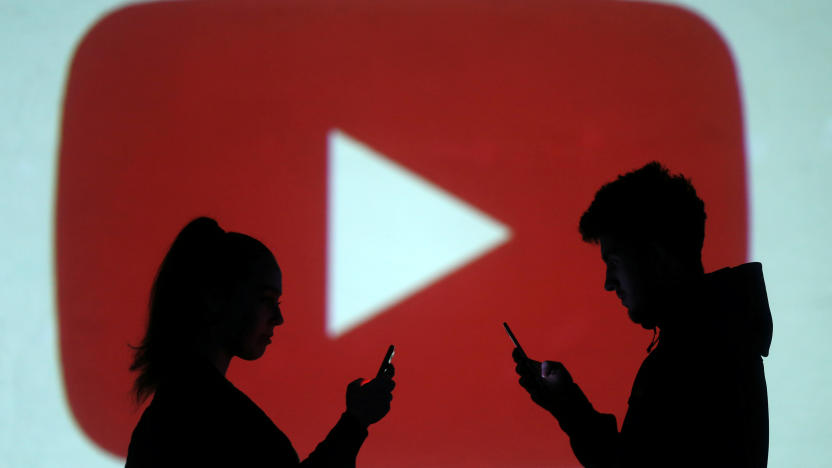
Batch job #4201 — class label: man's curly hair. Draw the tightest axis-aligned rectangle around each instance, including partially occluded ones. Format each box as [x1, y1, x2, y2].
[579, 162, 706, 271]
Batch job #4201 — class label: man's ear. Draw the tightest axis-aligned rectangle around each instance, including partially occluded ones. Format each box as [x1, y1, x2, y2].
[648, 242, 684, 278]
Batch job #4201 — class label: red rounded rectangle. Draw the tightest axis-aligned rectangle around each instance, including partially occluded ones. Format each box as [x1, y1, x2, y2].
[57, 1, 746, 465]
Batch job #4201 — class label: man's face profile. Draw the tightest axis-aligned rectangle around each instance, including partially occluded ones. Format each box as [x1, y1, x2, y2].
[600, 236, 659, 329]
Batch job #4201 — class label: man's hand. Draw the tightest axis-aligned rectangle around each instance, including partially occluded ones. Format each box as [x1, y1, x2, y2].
[512, 347, 573, 414]
[345, 364, 396, 428]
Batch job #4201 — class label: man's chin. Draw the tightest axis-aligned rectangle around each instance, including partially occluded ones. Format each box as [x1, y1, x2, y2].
[627, 307, 658, 330]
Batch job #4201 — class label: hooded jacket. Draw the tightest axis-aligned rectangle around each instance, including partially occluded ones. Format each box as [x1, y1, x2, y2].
[553, 262, 772, 468]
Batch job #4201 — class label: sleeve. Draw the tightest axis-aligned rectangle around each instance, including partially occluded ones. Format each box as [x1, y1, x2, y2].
[299, 412, 369, 468]
[550, 380, 620, 468]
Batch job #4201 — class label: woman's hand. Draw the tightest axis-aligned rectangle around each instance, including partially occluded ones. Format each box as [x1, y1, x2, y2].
[345, 364, 396, 428]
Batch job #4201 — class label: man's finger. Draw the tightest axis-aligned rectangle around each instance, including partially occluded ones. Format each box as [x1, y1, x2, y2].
[541, 361, 559, 377]
[540, 361, 571, 385]
[519, 375, 537, 391]
[511, 347, 528, 363]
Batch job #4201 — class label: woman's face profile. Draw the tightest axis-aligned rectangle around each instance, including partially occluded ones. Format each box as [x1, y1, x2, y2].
[229, 257, 284, 361]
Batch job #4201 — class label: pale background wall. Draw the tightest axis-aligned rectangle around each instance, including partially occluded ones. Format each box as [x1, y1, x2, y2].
[1, 1, 829, 465]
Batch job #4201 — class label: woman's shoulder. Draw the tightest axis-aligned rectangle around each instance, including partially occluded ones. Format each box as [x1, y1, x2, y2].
[126, 364, 299, 466]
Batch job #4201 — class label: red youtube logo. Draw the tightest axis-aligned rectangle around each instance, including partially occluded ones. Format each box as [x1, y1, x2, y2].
[56, 1, 747, 466]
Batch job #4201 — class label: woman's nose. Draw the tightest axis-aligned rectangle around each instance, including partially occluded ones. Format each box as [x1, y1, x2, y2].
[604, 268, 617, 291]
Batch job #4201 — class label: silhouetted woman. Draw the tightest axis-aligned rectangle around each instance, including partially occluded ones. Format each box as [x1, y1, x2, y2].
[125, 217, 395, 467]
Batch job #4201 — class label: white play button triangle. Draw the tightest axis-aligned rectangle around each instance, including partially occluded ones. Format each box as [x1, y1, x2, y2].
[326, 129, 511, 338]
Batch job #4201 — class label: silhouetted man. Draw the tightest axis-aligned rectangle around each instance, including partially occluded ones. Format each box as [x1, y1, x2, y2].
[513, 162, 771, 467]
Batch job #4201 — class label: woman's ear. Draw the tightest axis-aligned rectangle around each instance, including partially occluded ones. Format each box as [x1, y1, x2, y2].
[197, 285, 224, 324]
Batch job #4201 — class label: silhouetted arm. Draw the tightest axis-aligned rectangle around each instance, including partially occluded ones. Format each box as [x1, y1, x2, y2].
[299, 412, 369, 468]
[513, 349, 619, 467]
[549, 380, 619, 468]
[301, 370, 395, 467]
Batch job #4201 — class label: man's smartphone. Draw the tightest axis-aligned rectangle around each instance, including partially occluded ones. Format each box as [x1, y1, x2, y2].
[503, 322, 528, 359]
[377, 345, 395, 378]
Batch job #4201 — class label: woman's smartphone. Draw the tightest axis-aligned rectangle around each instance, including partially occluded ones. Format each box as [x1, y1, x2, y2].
[377, 345, 395, 378]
